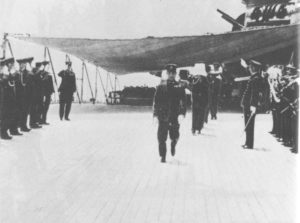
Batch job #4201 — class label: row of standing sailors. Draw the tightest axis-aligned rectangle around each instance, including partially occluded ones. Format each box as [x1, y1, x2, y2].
[0, 57, 77, 140]
[268, 64, 298, 153]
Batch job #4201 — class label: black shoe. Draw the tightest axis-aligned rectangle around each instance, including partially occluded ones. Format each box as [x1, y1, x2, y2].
[171, 145, 176, 157]
[1, 132, 12, 140]
[30, 124, 42, 129]
[242, 145, 253, 149]
[40, 122, 50, 125]
[161, 157, 166, 163]
[65, 118, 70, 121]
[21, 127, 31, 132]
[10, 129, 23, 136]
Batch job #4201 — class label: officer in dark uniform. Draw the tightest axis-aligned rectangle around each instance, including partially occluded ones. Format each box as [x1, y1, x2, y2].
[153, 64, 187, 163]
[16, 57, 34, 132]
[29, 62, 43, 129]
[207, 63, 222, 120]
[0, 58, 18, 139]
[7, 58, 24, 136]
[241, 60, 263, 149]
[280, 64, 298, 149]
[40, 61, 54, 125]
[189, 64, 209, 135]
[58, 61, 77, 121]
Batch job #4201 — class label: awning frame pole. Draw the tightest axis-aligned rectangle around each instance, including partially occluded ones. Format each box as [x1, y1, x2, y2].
[81, 61, 84, 102]
[95, 66, 98, 102]
[83, 62, 95, 104]
[97, 67, 109, 103]
[44, 47, 58, 102]
[1, 33, 14, 59]
[66, 54, 81, 104]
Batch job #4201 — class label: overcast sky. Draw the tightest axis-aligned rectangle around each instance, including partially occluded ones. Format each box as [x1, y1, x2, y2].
[0, 0, 245, 39]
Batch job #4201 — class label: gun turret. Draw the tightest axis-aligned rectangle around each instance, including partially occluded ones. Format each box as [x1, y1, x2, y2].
[217, 9, 244, 29]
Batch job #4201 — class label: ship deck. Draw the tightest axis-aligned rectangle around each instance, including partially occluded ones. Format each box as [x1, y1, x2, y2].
[0, 104, 297, 223]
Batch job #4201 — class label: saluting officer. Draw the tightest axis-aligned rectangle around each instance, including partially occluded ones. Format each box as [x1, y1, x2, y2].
[58, 61, 77, 121]
[153, 64, 187, 163]
[241, 60, 263, 149]
[16, 57, 34, 132]
[189, 63, 209, 135]
[40, 61, 54, 125]
[0, 58, 18, 139]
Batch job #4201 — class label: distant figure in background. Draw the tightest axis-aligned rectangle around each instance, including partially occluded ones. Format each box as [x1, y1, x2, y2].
[40, 61, 54, 125]
[58, 61, 77, 121]
[241, 60, 263, 149]
[189, 64, 209, 135]
[207, 62, 222, 120]
[153, 64, 187, 163]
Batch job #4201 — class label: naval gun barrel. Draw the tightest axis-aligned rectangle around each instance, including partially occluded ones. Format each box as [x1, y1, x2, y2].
[217, 9, 244, 29]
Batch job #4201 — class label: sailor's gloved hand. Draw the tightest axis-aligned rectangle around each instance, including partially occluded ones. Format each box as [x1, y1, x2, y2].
[178, 115, 185, 124]
[250, 106, 256, 114]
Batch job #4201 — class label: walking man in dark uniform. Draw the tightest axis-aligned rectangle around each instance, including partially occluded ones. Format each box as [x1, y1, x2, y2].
[153, 64, 187, 163]
[190, 64, 209, 135]
[40, 61, 54, 125]
[241, 60, 263, 149]
[16, 57, 34, 132]
[30, 62, 43, 129]
[58, 61, 77, 121]
[0, 58, 18, 139]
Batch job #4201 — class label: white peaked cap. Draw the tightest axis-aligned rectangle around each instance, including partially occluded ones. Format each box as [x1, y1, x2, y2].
[191, 63, 207, 77]
[267, 66, 282, 79]
[210, 65, 223, 75]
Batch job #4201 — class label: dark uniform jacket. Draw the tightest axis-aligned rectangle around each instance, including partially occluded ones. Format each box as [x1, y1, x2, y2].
[0, 76, 17, 122]
[32, 69, 44, 101]
[42, 72, 55, 96]
[241, 73, 262, 108]
[58, 70, 76, 94]
[153, 80, 187, 122]
[190, 76, 209, 108]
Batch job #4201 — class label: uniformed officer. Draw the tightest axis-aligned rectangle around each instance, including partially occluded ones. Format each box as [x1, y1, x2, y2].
[40, 61, 54, 125]
[153, 64, 187, 163]
[16, 57, 34, 132]
[189, 63, 209, 135]
[0, 58, 18, 139]
[280, 64, 298, 148]
[58, 61, 77, 121]
[29, 62, 43, 129]
[207, 62, 222, 120]
[7, 58, 23, 136]
[241, 60, 263, 149]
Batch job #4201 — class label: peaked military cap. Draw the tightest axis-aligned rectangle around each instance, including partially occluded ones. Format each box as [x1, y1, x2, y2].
[165, 64, 177, 73]
[286, 64, 296, 70]
[42, 61, 50, 66]
[35, 62, 43, 67]
[0, 59, 6, 66]
[2, 57, 15, 65]
[17, 57, 34, 64]
[249, 59, 262, 67]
